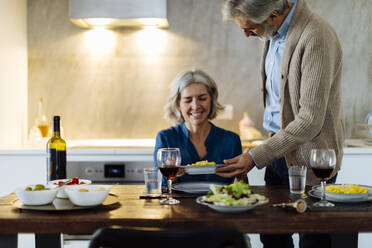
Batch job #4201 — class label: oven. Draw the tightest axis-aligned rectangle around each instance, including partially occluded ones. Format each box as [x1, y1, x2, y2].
[66, 161, 154, 185]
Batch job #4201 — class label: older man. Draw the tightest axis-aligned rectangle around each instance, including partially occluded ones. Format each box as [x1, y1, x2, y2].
[217, 0, 344, 247]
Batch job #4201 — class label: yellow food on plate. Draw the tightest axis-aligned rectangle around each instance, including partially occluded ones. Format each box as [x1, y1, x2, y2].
[326, 184, 369, 194]
[78, 188, 89, 192]
[187, 160, 216, 166]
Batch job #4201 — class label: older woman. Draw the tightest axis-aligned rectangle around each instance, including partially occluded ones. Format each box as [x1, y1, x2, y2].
[154, 69, 242, 184]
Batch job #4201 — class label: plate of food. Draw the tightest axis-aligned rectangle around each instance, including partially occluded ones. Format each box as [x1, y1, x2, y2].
[196, 181, 268, 213]
[172, 182, 226, 194]
[48, 177, 91, 198]
[310, 184, 372, 202]
[180, 161, 227, 175]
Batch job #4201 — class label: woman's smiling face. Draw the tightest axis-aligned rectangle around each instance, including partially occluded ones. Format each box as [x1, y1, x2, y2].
[179, 82, 211, 127]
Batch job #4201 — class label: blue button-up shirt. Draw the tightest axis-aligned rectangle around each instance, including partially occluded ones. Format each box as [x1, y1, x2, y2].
[250, 0, 297, 167]
[263, 0, 297, 133]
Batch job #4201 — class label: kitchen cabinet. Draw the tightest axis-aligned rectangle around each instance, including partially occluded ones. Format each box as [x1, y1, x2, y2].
[336, 148, 372, 185]
[0, 150, 46, 197]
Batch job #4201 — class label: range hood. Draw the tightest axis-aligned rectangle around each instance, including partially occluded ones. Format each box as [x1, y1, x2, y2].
[69, 0, 168, 29]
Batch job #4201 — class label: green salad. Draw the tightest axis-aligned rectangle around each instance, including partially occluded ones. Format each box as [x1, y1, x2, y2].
[205, 180, 266, 206]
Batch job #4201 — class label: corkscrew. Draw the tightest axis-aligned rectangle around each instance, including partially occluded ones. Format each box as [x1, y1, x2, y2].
[272, 199, 307, 213]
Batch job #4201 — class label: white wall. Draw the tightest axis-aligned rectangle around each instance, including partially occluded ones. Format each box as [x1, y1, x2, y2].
[0, 0, 28, 147]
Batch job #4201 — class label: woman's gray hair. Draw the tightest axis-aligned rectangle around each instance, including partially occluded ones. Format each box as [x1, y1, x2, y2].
[164, 69, 225, 124]
[221, 0, 289, 24]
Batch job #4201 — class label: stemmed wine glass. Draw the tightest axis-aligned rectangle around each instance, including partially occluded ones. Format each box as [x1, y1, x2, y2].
[310, 149, 336, 207]
[157, 148, 181, 205]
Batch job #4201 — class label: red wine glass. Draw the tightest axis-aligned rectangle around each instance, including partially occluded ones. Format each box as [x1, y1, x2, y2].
[157, 148, 181, 205]
[310, 149, 336, 207]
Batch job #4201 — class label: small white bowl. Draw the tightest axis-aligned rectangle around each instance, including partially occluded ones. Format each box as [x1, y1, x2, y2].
[15, 185, 58, 206]
[64, 185, 111, 207]
[48, 179, 92, 198]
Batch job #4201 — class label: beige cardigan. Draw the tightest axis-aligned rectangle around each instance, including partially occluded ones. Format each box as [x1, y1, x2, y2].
[250, 0, 345, 185]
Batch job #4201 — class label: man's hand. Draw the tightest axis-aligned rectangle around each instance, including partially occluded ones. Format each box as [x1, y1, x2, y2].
[216, 151, 255, 178]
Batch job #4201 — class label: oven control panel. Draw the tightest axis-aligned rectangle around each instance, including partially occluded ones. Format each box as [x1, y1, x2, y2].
[67, 161, 154, 184]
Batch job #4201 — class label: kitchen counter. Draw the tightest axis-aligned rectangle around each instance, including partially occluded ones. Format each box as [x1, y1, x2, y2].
[0, 138, 371, 155]
[0, 147, 371, 156]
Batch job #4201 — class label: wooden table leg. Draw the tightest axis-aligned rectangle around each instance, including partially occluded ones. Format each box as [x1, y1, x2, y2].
[35, 234, 61, 248]
[0, 234, 17, 248]
[332, 233, 358, 248]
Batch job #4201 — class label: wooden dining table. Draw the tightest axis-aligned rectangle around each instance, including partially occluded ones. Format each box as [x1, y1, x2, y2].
[1, 185, 371, 248]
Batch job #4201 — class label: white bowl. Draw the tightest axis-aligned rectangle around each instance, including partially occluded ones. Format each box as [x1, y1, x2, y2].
[48, 178, 92, 198]
[64, 185, 111, 207]
[15, 184, 58, 206]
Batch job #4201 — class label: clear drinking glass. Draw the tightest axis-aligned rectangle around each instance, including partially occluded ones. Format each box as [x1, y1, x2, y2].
[157, 148, 181, 205]
[310, 149, 336, 207]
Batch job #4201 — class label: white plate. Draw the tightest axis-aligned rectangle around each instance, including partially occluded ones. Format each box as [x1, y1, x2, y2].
[172, 182, 226, 194]
[180, 164, 227, 175]
[196, 196, 269, 213]
[308, 189, 372, 203]
[312, 184, 371, 201]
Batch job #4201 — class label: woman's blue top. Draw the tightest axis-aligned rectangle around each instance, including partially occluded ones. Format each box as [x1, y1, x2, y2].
[154, 122, 242, 184]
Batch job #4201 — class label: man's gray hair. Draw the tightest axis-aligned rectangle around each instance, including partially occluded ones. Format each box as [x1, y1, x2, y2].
[164, 69, 225, 124]
[221, 0, 289, 24]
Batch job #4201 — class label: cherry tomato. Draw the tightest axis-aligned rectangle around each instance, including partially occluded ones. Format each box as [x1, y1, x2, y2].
[71, 177, 79, 184]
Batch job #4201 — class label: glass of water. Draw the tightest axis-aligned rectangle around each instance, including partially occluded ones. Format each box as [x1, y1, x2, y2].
[143, 168, 162, 197]
[288, 166, 307, 194]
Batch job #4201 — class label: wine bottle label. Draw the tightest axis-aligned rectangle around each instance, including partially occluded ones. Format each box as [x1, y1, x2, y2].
[47, 148, 66, 181]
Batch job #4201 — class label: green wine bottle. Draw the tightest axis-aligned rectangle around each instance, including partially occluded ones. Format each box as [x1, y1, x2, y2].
[47, 116, 66, 182]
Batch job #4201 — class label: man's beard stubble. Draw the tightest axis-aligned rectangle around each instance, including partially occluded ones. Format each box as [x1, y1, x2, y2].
[258, 22, 277, 42]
